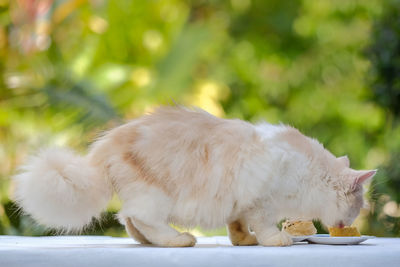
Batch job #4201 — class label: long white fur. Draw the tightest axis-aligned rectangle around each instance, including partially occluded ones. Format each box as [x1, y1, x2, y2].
[13, 106, 376, 246]
[13, 148, 113, 232]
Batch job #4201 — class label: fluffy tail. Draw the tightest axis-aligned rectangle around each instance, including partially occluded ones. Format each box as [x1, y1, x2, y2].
[13, 148, 113, 231]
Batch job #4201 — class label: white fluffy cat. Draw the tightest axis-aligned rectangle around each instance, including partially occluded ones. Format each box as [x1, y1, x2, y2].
[13, 106, 376, 247]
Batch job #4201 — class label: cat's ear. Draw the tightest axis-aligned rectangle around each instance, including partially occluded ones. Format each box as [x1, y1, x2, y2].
[350, 170, 377, 191]
[338, 155, 350, 167]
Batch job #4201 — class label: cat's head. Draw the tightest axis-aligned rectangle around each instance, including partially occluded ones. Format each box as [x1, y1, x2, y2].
[268, 125, 376, 227]
[317, 154, 376, 228]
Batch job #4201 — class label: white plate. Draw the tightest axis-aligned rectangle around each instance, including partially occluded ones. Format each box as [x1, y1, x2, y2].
[306, 234, 375, 245]
[291, 235, 315, 242]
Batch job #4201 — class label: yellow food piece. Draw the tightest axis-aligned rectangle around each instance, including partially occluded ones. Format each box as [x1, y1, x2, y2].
[329, 226, 361, 237]
[282, 221, 317, 236]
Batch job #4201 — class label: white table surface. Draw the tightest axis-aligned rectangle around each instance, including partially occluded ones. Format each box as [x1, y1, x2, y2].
[1, 235, 400, 267]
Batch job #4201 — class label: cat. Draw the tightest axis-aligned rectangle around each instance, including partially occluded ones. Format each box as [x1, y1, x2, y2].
[13, 106, 376, 247]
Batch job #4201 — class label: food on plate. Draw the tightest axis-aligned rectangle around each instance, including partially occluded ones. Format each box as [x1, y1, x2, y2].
[282, 220, 317, 236]
[328, 226, 361, 237]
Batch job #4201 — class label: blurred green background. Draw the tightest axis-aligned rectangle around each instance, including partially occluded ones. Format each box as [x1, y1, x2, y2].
[0, 0, 399, 237]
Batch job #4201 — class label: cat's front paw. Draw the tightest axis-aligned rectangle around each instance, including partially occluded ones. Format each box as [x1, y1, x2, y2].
[257, 231, 293, 247]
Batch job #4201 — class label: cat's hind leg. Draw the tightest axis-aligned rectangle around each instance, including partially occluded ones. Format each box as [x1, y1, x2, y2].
[129, 217, 196, 247]
[119, 184, 196, 247]
[227, 219, 258, 246]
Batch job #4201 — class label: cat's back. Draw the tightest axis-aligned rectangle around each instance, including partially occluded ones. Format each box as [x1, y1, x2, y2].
[130, 106, 257, 188]
[136, 106, 255, 144]
[141, 106, 225, 133]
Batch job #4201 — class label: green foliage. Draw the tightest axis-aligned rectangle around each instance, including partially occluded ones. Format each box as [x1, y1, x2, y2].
[363, 0, 400, 237]
[0, 0, 399, 237]
[367, 0, 400, 116]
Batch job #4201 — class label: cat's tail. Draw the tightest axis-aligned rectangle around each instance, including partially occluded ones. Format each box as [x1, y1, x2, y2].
[13, 147, 113, 232]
